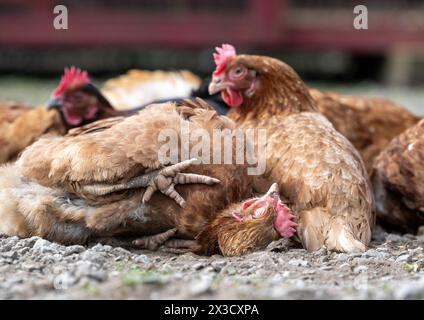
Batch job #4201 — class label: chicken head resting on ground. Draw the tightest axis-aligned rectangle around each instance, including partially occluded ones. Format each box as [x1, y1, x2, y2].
[0, 99, 297, 256]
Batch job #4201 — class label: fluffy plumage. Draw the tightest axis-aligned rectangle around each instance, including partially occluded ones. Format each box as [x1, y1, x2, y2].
[209, 45, 375, 252]
[101, 69, 202, 111]
[0, 102, 64, 163]
[0, 67, 121, 165]
[0, 99, 296, 256]
[311, 89, 420, 173]
[372, 119, 424, 233]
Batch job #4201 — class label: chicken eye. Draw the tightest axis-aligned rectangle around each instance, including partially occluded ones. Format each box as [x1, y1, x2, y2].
[230, 66, 246, 79]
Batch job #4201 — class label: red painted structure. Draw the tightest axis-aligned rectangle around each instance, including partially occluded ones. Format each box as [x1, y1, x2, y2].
[0, 0, 423, 52]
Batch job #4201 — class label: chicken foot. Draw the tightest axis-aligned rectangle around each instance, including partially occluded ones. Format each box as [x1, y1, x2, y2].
[92, 228, 178, 250]
[132, 228, 178, 250]
[79, 158, 220, 207]
[160, 239, 199, 254]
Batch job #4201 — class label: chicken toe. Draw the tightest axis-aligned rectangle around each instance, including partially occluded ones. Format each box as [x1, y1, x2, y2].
[132, 228, 178, 250]
[160, 239, 199, 254]
[78, 158, 220, 206]
[142, 158, 220, 207]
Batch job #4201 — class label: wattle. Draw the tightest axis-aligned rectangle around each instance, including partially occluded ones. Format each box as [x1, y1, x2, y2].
[274, 201, 298, 238]
[222, 88, 243, 108]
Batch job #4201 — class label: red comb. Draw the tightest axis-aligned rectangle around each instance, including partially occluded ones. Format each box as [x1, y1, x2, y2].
[52, 66, 90, 97]
[275, 200, 298, 238]
[213, 44, 236, 76]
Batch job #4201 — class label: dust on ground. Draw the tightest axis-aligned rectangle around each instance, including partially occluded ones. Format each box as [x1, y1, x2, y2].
[0, 227, 423, 299]
[0, 78, 423, 299]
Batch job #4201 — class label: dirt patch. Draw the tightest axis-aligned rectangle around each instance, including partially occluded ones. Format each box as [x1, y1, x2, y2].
[1, 227, 423, 299]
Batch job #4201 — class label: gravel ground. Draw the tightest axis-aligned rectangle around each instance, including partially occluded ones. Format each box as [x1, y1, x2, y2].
[0, 227, 423, 300]
[0, 78, 423, 299]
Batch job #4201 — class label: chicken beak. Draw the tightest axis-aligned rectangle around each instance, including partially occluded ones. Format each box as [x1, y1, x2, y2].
[47, 97, 62, 110]
[208, 76, 227, 95]
[264, 183, 279, 199]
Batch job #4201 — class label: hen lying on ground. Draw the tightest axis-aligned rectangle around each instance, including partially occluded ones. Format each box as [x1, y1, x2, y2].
[371, 119, 424, 234]
[311, 89, 420, 174]
[208, 44, 374, 253]
[0, 99, 297, 256]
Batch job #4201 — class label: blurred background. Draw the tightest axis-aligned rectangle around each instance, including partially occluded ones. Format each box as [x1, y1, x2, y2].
[0, 0, 423, 113]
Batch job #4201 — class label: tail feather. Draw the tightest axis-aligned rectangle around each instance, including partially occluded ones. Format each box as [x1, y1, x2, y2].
[325, 216, 366, 253]
[298, 207, 367, 253]
[298, 207, 330, 252]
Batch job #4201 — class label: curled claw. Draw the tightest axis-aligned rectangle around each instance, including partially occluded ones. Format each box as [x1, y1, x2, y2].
[142, 158, 220, 207]
[132, 228, 178, 250]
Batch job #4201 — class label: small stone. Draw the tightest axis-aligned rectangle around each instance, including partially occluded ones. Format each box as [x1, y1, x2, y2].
[112, 247, 132, 256]
[282, 271, 290, 278]
[189, 276, 213, 295]
[386, 234, 404, 242]
[266, 238, 291, 252]
[335, 253, 349, 262]
[64, 245, 86, 256]
[396, 254, 412, 263]
[1, 251, 18, 260]
[354, 265, 368, 273]
[288, 259, 310, 267]
[21, 236, 42, 248]
[33, 239, 58, 254]
[53, 272, 77, 290]
[362, 249, 388, 259]
[74, 261, 95, 278]
[80, 251, 106, 265]
[314, 247, 328, 256]
[225, 266, 236, 275]
[409, 247, 423, 256]
[211, 260, 227, 272]
[303, 269, 316, 275]
[21, 261, 42, 271]
[318, 256, 330, 263]
[192, 262, 205, 270]
[133, 254, 150, 264]
[269, 274, 283, 284]
[52, 253, 63, 262]
[91, 244, 106, 252]
[320, 266, 333, 271]
[17, 247, 30, 255]
[87, 270, 108, 282]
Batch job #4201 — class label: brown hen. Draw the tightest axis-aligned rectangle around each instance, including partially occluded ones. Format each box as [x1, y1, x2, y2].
[208, 44, 374, 253]
[372, 119, 424, 233]
[0, 101, 64, 163]
[101, 69, 201, 111]
[0, 99, 297, 256]
[0, 67, 126, 164]
[311, 89, 420, 173]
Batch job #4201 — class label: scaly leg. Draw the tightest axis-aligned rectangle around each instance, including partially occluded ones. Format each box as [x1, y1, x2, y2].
[79, 158, 220, 207]
[91, 229, 178, 250]
[132, 228, 178, 250]
[160, 239, 199, 254]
